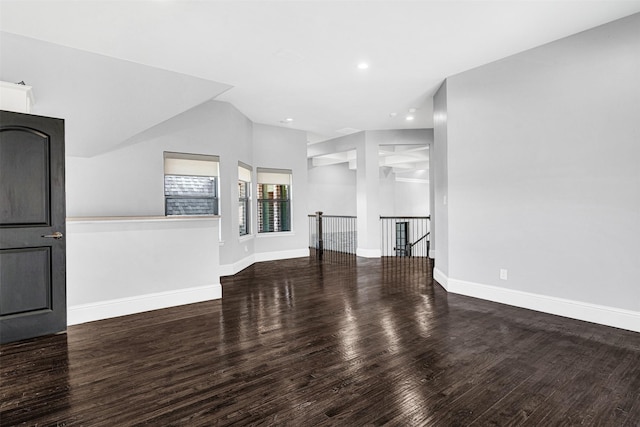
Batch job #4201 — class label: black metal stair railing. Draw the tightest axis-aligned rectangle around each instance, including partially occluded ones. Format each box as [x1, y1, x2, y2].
[308, 212, 357, 259]
[309, 213, 430, 259]
[380, 216, 430, 257]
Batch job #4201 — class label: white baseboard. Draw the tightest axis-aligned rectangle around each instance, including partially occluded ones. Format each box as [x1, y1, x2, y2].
[67, 284, 222, 326]
[432, 270, 640, 333]
[255, 248, 309, 263]
[220, 248, 310, 276]
[433, 267, 448, 291]
[220, 254, 255, 276]
[356, 247, 382, 258]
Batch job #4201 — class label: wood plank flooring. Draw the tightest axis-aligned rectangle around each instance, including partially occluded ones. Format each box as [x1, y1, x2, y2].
[1, 255, 639, 426]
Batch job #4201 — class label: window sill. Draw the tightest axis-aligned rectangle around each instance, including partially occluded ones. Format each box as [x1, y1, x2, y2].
[239, 234, 254, 243]
[256, 231, 295, 238]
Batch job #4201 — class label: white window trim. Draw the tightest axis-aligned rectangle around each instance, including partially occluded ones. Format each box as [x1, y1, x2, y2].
[164, 151, 220, 217]
[256, 231, 295, 238]
[238, 162, 253, 237]
[256, 167, 293, 234]
[239, 233, 255, 243]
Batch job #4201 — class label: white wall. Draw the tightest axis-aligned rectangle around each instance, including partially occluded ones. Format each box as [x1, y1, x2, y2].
[308, 129, 431, 257]
[67, 100, 309, 270]
[434, 14, 640, 331]
[66, 217, 220, 324]
[253, 123, 309, 260]
[0, 32, 231, 157]
[307, 161, 357, 216]
[378, 169, 430, 217]
[432, 81, 449, 274]
[64, 100, 309, 321]
[308, 162, 429, 218]
[307, 129, 432, 217]
[66, 100, 257, 268]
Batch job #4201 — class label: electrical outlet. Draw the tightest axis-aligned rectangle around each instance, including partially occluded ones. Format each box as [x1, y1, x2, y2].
[500, 269, 508, 280]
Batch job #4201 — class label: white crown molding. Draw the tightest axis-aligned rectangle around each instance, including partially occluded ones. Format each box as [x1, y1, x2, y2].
[0, 81, 34, 113]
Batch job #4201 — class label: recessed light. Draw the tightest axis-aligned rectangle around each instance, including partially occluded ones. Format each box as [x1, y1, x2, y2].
[389, 112, 397, 118]
[406, 115, 415, 121]
[408, 108, 417, 113]
[357, 62, 369, 70]
[280, 118, 294, 124]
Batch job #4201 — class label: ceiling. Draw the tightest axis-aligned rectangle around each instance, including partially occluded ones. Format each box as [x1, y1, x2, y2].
[312, 144, 430, 182]
[2, 1, 640, 155]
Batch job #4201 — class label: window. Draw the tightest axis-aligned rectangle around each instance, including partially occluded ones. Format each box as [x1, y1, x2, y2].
[257, 168, 291, 233]
[164, 152, 219, 216]
[395, 221, 409, 256]
[238, 163, 252, 236]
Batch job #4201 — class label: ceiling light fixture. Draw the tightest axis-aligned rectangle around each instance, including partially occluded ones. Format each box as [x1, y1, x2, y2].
[357, 62, 369, 70]
[280, 117, 294, 124]
[406, 115, 415, 121]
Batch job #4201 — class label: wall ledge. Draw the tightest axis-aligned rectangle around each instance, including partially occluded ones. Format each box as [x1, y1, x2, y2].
[67, 215, 220, 224]
[432, 269, 640, 333]
[255, 231, 296, 238]
[67, 284, 221, 326]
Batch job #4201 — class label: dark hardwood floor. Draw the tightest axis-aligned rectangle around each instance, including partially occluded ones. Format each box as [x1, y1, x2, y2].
[1, 255, 639, 426]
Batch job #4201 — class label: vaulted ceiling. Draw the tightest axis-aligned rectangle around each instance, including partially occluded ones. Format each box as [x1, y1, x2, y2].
[2, 1, 639, 156]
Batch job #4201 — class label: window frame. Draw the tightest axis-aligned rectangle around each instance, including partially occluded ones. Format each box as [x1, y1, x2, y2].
[163, 152, 220, 217]
[256, 168, 292, 234]
[164, 175, 219, 216]
[238, 162, 253, 236]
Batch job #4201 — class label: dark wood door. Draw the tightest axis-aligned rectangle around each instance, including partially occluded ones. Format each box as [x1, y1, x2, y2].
[0, 110, 66, 344]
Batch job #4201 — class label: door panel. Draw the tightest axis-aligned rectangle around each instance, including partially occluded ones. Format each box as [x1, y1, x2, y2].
[0, 128, 50, 226]
[0, 110, 65, 344]
[0, 247, 51, 315]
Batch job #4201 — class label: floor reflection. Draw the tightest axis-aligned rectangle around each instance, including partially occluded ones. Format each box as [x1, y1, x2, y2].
[0, 332, 71, 423]
[3, 254, 636, 425]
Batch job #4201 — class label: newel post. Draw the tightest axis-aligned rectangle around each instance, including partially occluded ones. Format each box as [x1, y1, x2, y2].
[316, 211, 323, 259]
